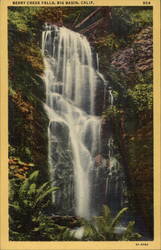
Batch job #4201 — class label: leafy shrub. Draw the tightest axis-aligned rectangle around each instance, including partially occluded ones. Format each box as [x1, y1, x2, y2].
[9, 170, 58, 240]
[111, 7, 152, 38]
[128, 84, 152, 112]
[82, 205, 142, 241]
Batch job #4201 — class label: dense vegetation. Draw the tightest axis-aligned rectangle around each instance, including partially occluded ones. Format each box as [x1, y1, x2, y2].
[9, 170, 142, 241]
[96, 7, 153, 237]
[8, 6, 153, 240]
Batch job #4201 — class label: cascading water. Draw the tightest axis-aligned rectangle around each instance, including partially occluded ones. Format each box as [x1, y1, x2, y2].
[42, 25, 101, 219]
[104, 88, 128, 213]
[42, 24, 127, 219]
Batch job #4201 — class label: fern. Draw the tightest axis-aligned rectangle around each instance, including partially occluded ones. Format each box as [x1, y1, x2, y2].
[102, 204, 111, 220]
[9, 170, 61, 240]
[82, 205, 142, 241]
[36, 181, 51, 196]
[109, 207, 128, 231]
[34, 186, 58, 207]
[28, 170, 39, 181]
[28, 183, 36, 195]
[121, 221, 142, 240]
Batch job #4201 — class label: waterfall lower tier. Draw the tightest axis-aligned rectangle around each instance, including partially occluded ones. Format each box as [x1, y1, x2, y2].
[42, 25, 127, 218]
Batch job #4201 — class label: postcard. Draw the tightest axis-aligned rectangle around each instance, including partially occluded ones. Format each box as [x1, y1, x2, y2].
[0, 0, 160, 249]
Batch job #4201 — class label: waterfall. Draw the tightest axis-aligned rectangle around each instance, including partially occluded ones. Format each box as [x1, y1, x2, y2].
[104, 88, 128, 213]
[96, 53, 99, 71]
[42, 24, 127, 219]
[42, 25, 101, 219]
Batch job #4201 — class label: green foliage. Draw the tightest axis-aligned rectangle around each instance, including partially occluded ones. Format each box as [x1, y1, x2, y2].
[96, 33, 126, 53]
[9, 169, 79, 241]
[121, 221, 142, 241]
[137, 71, 153, 85]
[82, 205, 142, 241]
[128, 84, 152, 112]
[10, 170, 58, 211]
[96, 7, 153, 67]
[8, 7, 49, 176]
[9, 10, 28, 32]
[111, 7, 152, 38]
[9, 171, 142, 241]
[9, 144, 16, 156]
[130, 9, 152, 29]
[102, 105, 121, 120]
[8, 7, 44, 93]
[111, 7, 134, 38]
[102, 67, 153, 124]
[101, 68, 153, 236]
[9, 170, 59, 240]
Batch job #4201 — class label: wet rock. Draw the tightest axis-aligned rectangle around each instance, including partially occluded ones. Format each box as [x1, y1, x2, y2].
[49, 121, 74, 215]
[49, 121, 69, 148]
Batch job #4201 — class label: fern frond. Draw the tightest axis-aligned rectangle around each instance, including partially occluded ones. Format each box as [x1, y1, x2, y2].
[36, 181, 51, 197]
[110, 207, 128, 230]
[102, 205, 111, 221]
[28, 183, 36, 195]
[28, 170, 39, 182]
[34, 186, 58, 206]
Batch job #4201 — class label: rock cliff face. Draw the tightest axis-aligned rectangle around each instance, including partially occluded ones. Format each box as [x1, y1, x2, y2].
[111, 26, 152, 77]
[111, 48, 135, 76]
[133, 26, 153, 72]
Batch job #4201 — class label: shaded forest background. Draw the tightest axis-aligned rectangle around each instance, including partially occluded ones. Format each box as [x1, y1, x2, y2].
[8, 6, 153, 241]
